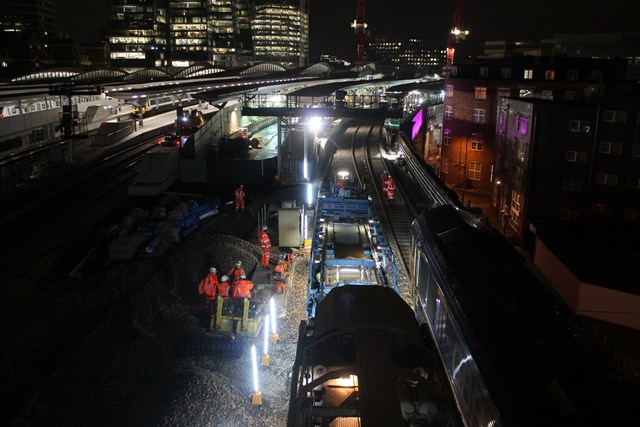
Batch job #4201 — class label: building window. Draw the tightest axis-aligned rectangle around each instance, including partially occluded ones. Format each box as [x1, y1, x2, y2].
[622, 208, 640, 221]
[518, 116, 528, 134]
[559, 209, 579, 221]
[628, 176, 640, 189]
[599, 141, 622, 155]
[471, 133, 483, 151]
[562, 179, 583, 192]
[479, 67, 489, 78]
[519, 89, 534, 98]
[590, 69, 603, 81]
[599, 141, 612, 154]
[442, 156, 449, 174]
[569, 120, 591, 133]
[523, 69, 533, 79]
[472, 108, 485, 124]
[595, 172, 618, 186]
[591, 202, 613, 215]
[474, 86, 487, 99]
[567, 69, 579, 81]
[497, 87, 510, 98]
[564, 90, 576, 101]
[443, 128, 451, 145]
[511, 191, 522, 212]
[541, 90, 553, 101]
[500, 67, 511, 79]
[603, 110, 627, 123]
[444, 105, 453, 120]
[566, 150, 587, 163]
[516, 139, 526, 162]
[446, 85, 454, 97]
[451, 66, 458, 77]
[468, 161, 481, 180]
[545, 70, 555, 80]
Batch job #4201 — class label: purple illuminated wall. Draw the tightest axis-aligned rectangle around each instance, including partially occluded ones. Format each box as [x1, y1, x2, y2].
[411, 108, 423, 140]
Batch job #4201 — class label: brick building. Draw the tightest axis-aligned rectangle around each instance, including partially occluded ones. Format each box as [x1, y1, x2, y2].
[441, 56, 628, 200]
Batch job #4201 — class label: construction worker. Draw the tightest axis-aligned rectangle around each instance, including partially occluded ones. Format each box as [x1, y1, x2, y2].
[386, 176, 396, 200]
[273, 256, 286, 294]
[284, 252, 294, 271]
[233, 274, 254, 299]
[198, 267, 219, 316]
[234, 184, 245, 213]
[218, 275, 231, 300]
[274, 256, 285, 276]
[258, 225, 271, 268]
[228, 261, 246, 285]
[381, 170, 389, 189]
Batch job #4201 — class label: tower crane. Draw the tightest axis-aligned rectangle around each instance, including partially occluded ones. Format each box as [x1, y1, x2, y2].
[351, 0, 368, 64]
[445, 0, 469, 76]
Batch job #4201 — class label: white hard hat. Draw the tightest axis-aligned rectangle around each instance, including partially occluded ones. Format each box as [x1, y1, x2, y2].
[209, 267, 217, 273]
[221, 275, 229, 282]
[236, 261, 242, 266]
[262, 225, 268, 230]
[240, 274, 246, 279]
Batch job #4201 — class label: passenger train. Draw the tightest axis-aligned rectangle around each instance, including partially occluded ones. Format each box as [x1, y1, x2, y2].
[410, 204, 640, 426]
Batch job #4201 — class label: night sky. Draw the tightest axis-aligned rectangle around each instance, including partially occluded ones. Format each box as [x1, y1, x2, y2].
[56, 0, 639, 62]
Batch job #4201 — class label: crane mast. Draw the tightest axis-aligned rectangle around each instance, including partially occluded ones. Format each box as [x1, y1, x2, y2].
[351, 0, 368, 64]
[445, 0, 469, 76]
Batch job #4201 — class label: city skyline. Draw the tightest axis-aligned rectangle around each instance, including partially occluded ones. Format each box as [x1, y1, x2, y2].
[54, 0, 640, 62]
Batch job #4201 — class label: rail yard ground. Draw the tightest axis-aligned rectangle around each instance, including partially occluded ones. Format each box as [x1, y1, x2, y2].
[1, 189, 311, 426]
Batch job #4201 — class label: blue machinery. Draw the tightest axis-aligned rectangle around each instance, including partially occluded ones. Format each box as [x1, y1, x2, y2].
[307, 181, 399, 317]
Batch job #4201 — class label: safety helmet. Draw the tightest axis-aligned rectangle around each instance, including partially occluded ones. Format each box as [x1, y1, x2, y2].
[240, 274, 246, 279]
[262, 225, 268, 230]
[240, 184, 243, 188]
[209, 267, 217, 273]
[221, 275, 229, 282]
[236, 261, 242, 266]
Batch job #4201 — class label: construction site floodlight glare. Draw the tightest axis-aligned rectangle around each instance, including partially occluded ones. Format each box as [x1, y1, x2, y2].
[263, 315, 270, 355]
[308, 116, 322, 133]
[269, 298, 277, 334]
[250, 345, 259, 392]
[307, 183, 313, 206]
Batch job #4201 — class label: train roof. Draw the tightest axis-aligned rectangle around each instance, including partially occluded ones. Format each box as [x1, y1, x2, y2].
[314, 285, 419, 340]
[413, 205, 640, 425]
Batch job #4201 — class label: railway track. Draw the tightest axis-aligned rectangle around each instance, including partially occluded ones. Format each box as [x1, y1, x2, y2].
[344, 121, 425, 277]
[0, 138, 157, 275]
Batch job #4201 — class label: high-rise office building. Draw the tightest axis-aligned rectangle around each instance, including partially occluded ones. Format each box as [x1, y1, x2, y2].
[252, 0, 308, 67]
[0, 0, 57, 38]
[108, 0, 308, 70]
[368, 35, 445, 74]
[207, 0, 253, 67]
[168, 0, 208, 66]
[108, 0, 169, 69]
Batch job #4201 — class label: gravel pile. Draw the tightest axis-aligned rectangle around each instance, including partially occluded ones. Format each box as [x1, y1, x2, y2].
[2, 211, 309, 426]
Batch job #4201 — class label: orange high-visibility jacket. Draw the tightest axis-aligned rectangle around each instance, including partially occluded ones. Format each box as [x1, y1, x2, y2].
[199, 274, 218, 300]
[387, 179, 396, 190]
[233, 279, 254, 298]
[234, 187, 245, 199]
[228, 267, 246, 282]
[258, 231, 271, 250]
[274, 263, 285, 275]
[218, 281, 230, 298]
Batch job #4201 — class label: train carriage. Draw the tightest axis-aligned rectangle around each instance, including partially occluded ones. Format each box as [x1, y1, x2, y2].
[410, 204, 640, 426]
